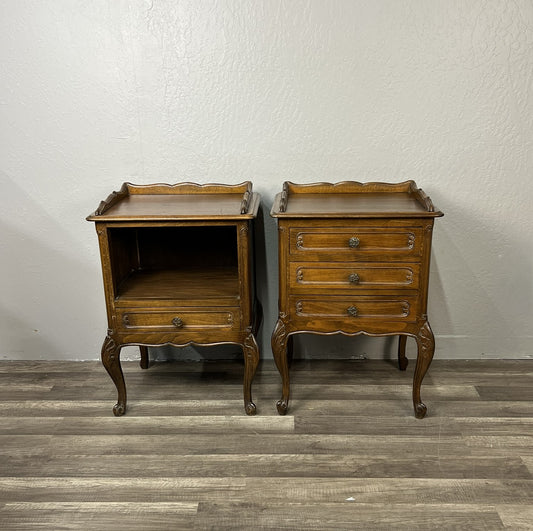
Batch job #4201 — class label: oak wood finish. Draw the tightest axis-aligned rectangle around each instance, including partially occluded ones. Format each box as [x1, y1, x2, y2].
[271, 181, 443, 418]
[87, 182, 261, 416]
[0, 359, 532, 530]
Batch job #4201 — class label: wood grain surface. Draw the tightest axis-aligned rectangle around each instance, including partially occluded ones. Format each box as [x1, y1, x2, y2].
[0, 359, 532, 530]
[272, 181, 442, 218]
[87, 182, 260, 221]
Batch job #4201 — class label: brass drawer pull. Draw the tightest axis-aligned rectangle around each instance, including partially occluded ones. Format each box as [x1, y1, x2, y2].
[348, 236, 360, 248]
[172, 317, 184, 328]
[349, 273, 360, 284]
[347, 306, 358, 317]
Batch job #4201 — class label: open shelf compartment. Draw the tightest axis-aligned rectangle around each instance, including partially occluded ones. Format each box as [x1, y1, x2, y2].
[108, 225, 240, 305]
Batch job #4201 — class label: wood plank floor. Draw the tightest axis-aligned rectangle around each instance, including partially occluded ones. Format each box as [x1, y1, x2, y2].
[0, 358, 532, 530]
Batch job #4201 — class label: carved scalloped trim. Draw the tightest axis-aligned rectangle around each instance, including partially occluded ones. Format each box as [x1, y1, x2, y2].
[278, 180, 438, 214]
[284, 180, 417, 195]
[416, 321, 435, 359]
[91, 181, 254, 218]
[278, 182, 290, 212]
[287, 329, 418, 339]
[241, 181, 252, 214]
[271, 316, 288, 353]
[243, 332, 259, 361]
[126, 181, 251, 195]
[114, 339, 253, 350]
[407, 182, 436, 213]
[94, 183, 129, 216]
[128, 181, 253, 213]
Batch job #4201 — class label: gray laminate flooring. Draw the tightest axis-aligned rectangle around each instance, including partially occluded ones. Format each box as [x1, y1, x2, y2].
[0, 358, 532, 530]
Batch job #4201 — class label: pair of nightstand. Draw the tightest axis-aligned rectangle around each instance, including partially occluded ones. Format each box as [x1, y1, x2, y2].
[88, 180, 442, 418]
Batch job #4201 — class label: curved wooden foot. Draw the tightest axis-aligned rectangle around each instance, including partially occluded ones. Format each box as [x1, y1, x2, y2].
[245, 402, 257, 416]
[243, 332, 259, 416]
[272, 317, 290, 415]
[113, 402, 126, 416]
[398, 335, 408, 371]
[276, 398, 289, 416]
[101, 331, 126, 416]
[139, 346, 149, 369]
[413, 321, 435, 419]
[414, 402, 428, 419]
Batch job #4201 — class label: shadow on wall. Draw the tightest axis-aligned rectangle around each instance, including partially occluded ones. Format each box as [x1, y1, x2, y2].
[0, 172, 105, 360]
[426, 206, 533, 359]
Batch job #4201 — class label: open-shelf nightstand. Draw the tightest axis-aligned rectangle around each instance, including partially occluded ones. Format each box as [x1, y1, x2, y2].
[87, 182, 262, 416]
[270, 181, 443, 418]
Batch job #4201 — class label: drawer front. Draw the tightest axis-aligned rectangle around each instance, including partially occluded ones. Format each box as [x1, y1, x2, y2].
[289, 262, 420, 292]
[118, 308, 238, 331]
[289, 227, 423, 261]
[290, 296, 419, 323]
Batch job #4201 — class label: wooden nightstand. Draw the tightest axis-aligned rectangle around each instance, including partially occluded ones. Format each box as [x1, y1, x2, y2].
[270, 181, 443, 418]
[87, 182, 262, 416]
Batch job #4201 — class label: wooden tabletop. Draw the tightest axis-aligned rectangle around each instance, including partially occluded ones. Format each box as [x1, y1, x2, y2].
[271, 181, 443, 218]
[87, 182, 260, 221]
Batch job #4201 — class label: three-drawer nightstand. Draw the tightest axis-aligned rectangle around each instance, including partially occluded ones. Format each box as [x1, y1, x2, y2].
[87, 182, 262, 416]
[270, 181, 443, 418]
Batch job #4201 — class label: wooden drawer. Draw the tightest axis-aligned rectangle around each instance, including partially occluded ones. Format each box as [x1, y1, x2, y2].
[290, 296, 419, 323]
[289, 262, 420, 292]
[117, 308, 238, 331]
[289, 226, 423, 261]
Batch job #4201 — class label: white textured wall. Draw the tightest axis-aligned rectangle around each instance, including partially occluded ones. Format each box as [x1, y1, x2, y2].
[1, 1, 532, 361]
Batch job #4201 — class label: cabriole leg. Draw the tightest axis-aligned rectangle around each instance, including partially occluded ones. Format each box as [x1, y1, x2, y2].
[398, 335, 408, 370]
[286, 334, 294, 368]
[243, 332, 259, 415]
[139, 345, 149, 369]
[101, 331, 126, 416]
[413, 322, 435, 419]
[272, 318, 290, 415]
